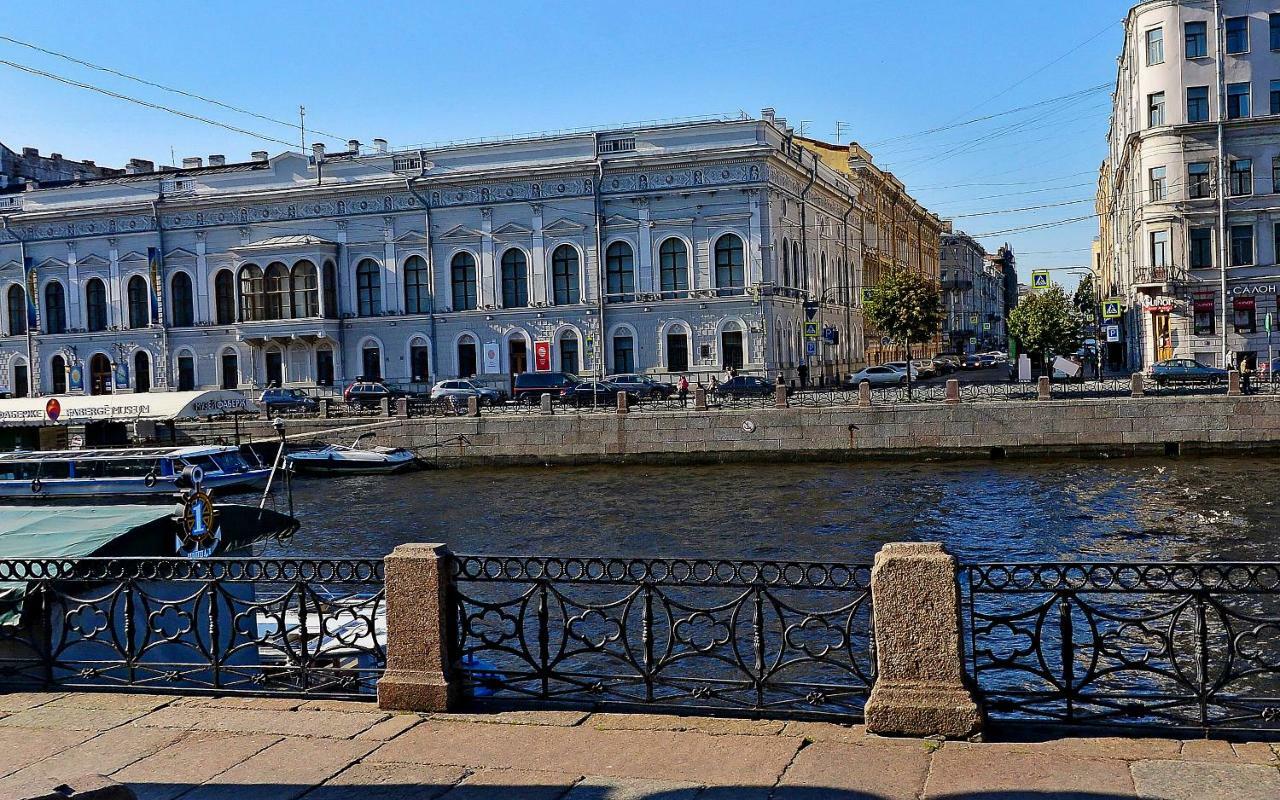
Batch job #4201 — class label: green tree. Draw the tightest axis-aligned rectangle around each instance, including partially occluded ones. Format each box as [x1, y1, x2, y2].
[863, 266, 944, 395]
[1007, 284, 1084, 369]
[1073, 274, 1100, 325]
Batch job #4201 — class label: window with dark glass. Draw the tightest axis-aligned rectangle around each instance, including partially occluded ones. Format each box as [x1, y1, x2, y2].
[1271, 80, 1280, 115]
[315, 348, 334, 385]
[221, 351, 238, 390]
[551, 245, 580, 304]
[356, 260, 381, 317]
[50, 355, 66, 394]
[1234, 297, 1257, 333]
[85, 279, 107, 332]
[500, 249, 528, 308]
[612, 334, 634, 374]
[323, 262, 339, 318]
[171, 272, 194, 327]
[1193, 298, 1215, 335]
[1149, 166, 1167, 201]
[1230, 159, 1253, 196]
[239, 265, 264, 321]
[1226, 16, 1249, 54]
[410, 343, 430, 382]
[264, 262, 291, 319]
[214, 270, 235, 324]
[1146, 27, 1164, 65]
[1272, 13, 1280, 50]
[605, 242, 635, 303]
[1150, 230, 1169, 268]
[1227, 82, 1250, 119]
[13, 364, 27, 398]
[666, 331, 688, 372]
[659, 238, 689, 296]
[43, 282, 65, 334]
[1186, 21, 1208, 58]
[457, 337, 477, 377]
[714, 234, 745, 292]
[361, 344, 381, 380]
[1231, 224, 1254, 266]
[450, 252, 477, 311]
[559, 336, 579, 375]
[780, 238, 791, 288]
[1188, 162, 1212, 198]
[721, 329, 744, 370]
[134, 351, 150, 393]
[1189, 227, 1214, 268]
[126, 276, 148, 329]
[403, 255, 430, 314]
[1148, 91, 1165, 126]
[1274, 157, 1280, 193]
[1187, 86, 1210, 122]
[6, 285, 25, 337]
[177, 355, 195, 391]
[291, 261, 318, 317]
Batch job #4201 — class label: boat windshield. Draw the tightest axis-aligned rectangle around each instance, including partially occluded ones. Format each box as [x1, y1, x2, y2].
[71, 459, 164, 479]
[210, 451, 250, 473]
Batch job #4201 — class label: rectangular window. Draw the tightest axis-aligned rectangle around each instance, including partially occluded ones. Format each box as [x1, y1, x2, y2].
[1230, 159, 1253, 196]
[1272, 80, 1280, 115]
[1148, 91, 1166, 126]
[1190, 227, 1214, 268]
[1146, 27, 1164, 65]
[1234, 297, 1257, 334]
[1272, 13, 1280, 50]
[1193, 298, 1215, 335]
[1276, 223, 1280, 261]
[1227, 83, 1251, 119]
[1150, 166, 1167, 201]
[1188, 162, 1212, 198]
[1186, 20, 1208, 58]
[1226, 16, 1249, 54]
[1231, 224, 1254, 266]
[1187, 86, 1210, 122]
[666, 332, 689, 372]
[1274, 156, 1280, 193]
[1150, 230, 1170, 268]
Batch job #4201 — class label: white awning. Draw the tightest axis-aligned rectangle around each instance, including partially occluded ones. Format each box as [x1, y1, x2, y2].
[0, 390, 253, 427]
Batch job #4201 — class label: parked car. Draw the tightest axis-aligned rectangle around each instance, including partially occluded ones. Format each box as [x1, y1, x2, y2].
[429, 379, 502, 406]
[910, 359, 936, 379]
[560, 380, 632, 407]
[713, 375, 779, 399]
[605, 373, 676, 400]
[932, 358, 956, 375]
[962, 355, 985, 370]
[847, 366, 908, 387]
[343, 381, 404, 408]
[883, 362, 921, 380]
[1149, 359, 1228, 386]
[513, 372, 580, 404]
[977, 355, 998, 369]
[259, 388, 319, 413]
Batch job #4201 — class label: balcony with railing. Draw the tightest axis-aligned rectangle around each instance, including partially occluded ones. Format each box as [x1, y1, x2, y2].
[1131, 263, 1190, 296]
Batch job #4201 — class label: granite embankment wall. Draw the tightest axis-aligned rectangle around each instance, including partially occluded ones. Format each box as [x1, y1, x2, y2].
[176, 395, 1280, 467]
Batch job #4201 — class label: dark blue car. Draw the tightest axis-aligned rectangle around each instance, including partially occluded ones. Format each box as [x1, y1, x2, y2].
[1149, 359, 1227, 386]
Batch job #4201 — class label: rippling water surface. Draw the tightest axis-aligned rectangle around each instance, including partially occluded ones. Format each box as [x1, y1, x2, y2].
[256, 456, 1280, 564]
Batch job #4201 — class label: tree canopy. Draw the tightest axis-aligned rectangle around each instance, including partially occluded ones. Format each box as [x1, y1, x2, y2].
[863, 267, 944, 352]
[1007, 284, 1084, 361]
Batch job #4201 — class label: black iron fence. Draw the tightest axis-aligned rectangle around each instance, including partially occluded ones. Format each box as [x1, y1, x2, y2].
[449, 555, 876, 719]
[967, 562, 1280, 734]
[0, 558, 385, 699]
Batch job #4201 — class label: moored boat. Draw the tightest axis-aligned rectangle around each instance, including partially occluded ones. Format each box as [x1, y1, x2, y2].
[286, 434, 417, 475]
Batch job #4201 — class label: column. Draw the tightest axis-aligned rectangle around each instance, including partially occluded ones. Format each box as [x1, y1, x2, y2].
[377, 543, 459, 712]
[107, 238, 121, 329]
[636, 199, 653, 295]
[748, 189, 763, 286]
[66, 242, 82, 330]
[531, 204, 547, 305]
[383, 217, 399, 315]
[194, 232, 210, 323]
[479, 208, 495, 307]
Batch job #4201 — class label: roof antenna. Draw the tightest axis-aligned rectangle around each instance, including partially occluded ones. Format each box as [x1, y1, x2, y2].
[299, 105, 306, 152]
[798, 120, 812, 138]
[169, 146, 176, 167]
[834, 121, 848, 145]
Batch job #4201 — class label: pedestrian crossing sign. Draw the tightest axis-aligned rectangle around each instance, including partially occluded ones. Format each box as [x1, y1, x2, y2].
[1031, 271, 1050, 290]
[804, 322, 819, 339]
[983, 322, 992, 331]
[1103, 298, 1123, 319]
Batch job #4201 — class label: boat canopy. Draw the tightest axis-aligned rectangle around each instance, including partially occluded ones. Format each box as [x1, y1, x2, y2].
[0, 505, 177, 559]
[0, 390, 252, 428]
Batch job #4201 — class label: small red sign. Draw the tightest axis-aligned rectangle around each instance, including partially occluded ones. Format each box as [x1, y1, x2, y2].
[533, 341, 552, 372]
[45, 398, 61, 421]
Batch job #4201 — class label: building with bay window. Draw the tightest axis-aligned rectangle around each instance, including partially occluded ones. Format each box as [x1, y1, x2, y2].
[0, 112, 940, 396]
[1099, 0, 1280, 372]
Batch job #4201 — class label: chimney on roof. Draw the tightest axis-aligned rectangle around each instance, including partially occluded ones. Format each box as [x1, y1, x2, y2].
[82, 160, 94, 167]
[21, 147, 37, 158]
[761, 108, 776, 124]
[347, 139, 360, 154]
[311, 143, 325, 164]
[373, 138, 388, 153]
[159, 165, 176, 172]
[50, 153, 62, 161]
[125, 158, 154, 174]
[182, 157, 203, 169]
[208, 154, 226, 167]
[251, 150, 269, 162]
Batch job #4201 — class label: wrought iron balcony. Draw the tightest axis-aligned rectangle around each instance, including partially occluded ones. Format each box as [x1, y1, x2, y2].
[1132, 264, 1189, 295]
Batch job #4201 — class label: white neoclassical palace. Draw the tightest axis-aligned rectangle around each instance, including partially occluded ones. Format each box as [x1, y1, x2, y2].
[0, 112, 940, 396]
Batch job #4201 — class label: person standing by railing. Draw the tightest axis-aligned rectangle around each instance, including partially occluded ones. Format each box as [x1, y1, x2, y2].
[677, 375, 689, 407]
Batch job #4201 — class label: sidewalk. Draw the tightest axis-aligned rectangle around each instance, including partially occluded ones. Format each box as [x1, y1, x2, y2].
[1, 692, 1278, 800]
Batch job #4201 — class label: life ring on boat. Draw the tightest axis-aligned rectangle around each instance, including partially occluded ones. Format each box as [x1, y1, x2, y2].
[30, 478, 42, 494]
[143, 472, 157, 488]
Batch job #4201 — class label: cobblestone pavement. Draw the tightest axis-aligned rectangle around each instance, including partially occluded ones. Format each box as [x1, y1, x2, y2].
[2, 692, 1279, 799]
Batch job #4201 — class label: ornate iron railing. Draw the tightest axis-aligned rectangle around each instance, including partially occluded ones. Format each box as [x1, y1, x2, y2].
[449, 555, 875, 719]
[0, 558, 385, 699]
[967, 563, 1280, 733]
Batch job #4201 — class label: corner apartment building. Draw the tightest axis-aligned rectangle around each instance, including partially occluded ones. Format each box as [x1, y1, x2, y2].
[939, 226, 1008, 354]
[1099, 0, 1280, 372]
[0, 113, 943, 397]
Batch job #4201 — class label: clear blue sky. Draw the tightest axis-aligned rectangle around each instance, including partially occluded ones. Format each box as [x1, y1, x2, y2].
[0, 0, 1130, 283]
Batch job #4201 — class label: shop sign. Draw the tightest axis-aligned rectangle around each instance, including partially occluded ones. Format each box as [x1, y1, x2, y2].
[1229, 284, 1276, 296]
[1233, 296, 1256, 310]
[482, 341, 500, 374]
[533, 341, 551, 372]
[1144, 305, 1174, 313]
[1192, 299, 1214, 312]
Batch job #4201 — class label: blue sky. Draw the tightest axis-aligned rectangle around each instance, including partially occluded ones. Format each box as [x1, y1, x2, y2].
[0, 0, 1129, 283]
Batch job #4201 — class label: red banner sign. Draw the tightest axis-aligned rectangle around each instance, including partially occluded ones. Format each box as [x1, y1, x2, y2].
[1233, 297, 1256, 311]
[533, 340, 552, 372]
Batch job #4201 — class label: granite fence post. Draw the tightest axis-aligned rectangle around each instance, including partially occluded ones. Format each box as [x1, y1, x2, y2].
[1037, 376, 1051, 401]
[540, 393, 554, 414]
[694, 387, 708, 411]
[318, 398, 330, 418]
[395, 397, 408, 417]
[945, 379, 960, 405]
[467, 396, 480, 417]
[377, 543, 459, 712]
[380, 397, 391, 417]
[864, 542, 982, 738]
[1228, 370, 1241, 396]
[858, 381, 872, 407]
[1130, 372, 1144, 398]
[616, 391, 629, 414]
[774, 384, 789, 409]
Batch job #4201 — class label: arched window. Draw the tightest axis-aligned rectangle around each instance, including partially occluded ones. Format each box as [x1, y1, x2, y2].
[323, 261, 338, 318]
[793, 241, 802, 291]
[558, 331, 579, 375]
[44, 282, 66, 334]
[214, 270, 235, 324]
[238, 265, 264, 321]
[6, 285, 26, 337]
[605, 242, 635, 303]
[220, 349, 239, 390]
[356, 259, 382, 317]
[126, 276, 150, 329]
[552, 245, 580, 305]
[451, 253, 477, 311]
[361, 341, 382, 380]
[89, 353, 111, 395]
[50, 355, 67, 394]
[500, 249, 529, 308]
[171, 272, 194, 327]
[665, 325, 690, 373]
[611, 330, 635, 374]
[659, 238, 689, 297]
[409, 338, 431, 383]
[134, 350, 151, 393]
[781, 238, 791, 289]
[714, 234, 745, 294]
[820, 252, 827, 292]
[291, 261, 318, 318]
[721, 320, 745, 370]
[403, 255, 431, 314]
[264, 262, 291, 320]
[456, 335, 477, 377]
[177, 352, 195, 391]
[85, 279, 107, 332]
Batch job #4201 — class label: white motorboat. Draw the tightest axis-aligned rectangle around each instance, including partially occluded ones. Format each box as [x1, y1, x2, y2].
[286, 434, 417, 476]
[0, 445, 271, 500]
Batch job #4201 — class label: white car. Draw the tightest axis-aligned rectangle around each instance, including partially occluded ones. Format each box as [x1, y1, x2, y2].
[883, 362, 921, 380]
[428, 379, 501, 405]
[848, 366, 909, 387]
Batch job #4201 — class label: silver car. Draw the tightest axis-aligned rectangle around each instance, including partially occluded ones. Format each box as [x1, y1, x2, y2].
[429, 379, 500, 405]
[847, 366, 908, 387]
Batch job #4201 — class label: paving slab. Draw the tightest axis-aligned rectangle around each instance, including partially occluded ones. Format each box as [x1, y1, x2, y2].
[0, 724, 185, 795]
[177, 737, 379, 800]
[369, 720, 803, 785]
[0, 692, 64, 713]
[1230, 742, 1279, 764]
[169, 695, 305, 711]
[1178, 738, 1236, 761]
[0, 705, 147, 731]
[436, 768, 581, 800]
[355, 714, 424, 741]
[775, 740, 931, 800]
[297, 699, 383, 713]
[587, 713, 785, 737]
[564, 776, 702, 800]
[982, 734, 1183, 762]
[302, 762, 468, 800]
[430, 709, 589, 727]
[0, 727, 98, 779]
[110, 732, 281, 800]
[134, 706, 386, 738]
[924, 744, 1136, 799]
[43, 693, 175, 712]
[779, 721, 869, 745]
[1131, 759, 1280, 800]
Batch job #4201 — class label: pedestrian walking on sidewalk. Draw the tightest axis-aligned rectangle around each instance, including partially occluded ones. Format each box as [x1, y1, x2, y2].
[677, 375, 689, 406]
[1241, 360, 1255, 395]
[798, 363, 809, 388]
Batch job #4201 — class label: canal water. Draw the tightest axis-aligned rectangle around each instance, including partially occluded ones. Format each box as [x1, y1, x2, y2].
[262, 457, 1278, 564]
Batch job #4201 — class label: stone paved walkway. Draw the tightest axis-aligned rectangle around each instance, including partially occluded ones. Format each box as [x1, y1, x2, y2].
[2, 692, 1279, 799]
